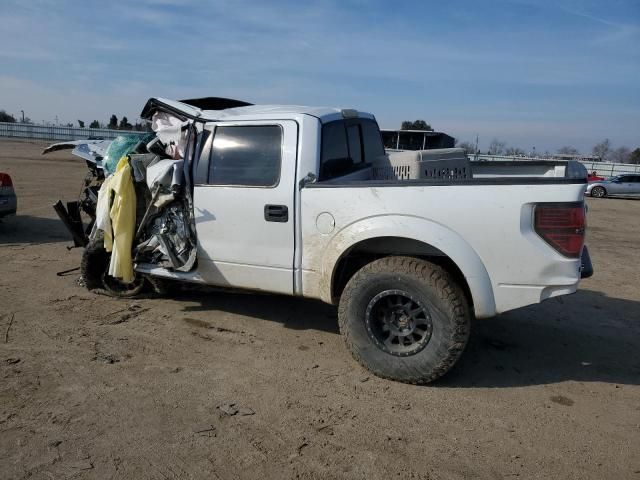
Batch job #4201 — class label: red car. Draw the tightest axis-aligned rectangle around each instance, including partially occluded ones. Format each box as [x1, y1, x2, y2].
[0, 172, 17, 218]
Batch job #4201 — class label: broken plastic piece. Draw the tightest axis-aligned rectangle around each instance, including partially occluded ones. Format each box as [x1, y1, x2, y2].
[129, 154, 158, 183]
[145, 159, 184, 191]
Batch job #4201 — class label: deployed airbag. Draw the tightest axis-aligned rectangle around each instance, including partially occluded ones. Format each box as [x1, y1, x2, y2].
[151, 112, 189, 159]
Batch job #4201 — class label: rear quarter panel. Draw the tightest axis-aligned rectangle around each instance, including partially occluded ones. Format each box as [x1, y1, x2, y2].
[300, 182, 586, 317]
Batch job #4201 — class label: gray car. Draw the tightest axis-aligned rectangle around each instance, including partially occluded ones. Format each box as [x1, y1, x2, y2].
[0, 172, 17, 218]
[586, 174, 640, 198]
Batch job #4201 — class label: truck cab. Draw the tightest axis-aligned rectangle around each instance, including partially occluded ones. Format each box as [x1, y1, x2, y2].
[138, 103, 387, 298]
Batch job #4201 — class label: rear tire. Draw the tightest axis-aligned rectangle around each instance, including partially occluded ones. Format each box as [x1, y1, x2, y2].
[338, 256, 471, 384]
[591, 186, 606, 198]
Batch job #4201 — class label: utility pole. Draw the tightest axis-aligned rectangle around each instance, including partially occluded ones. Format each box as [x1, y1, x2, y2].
[20, 110, 24, 123]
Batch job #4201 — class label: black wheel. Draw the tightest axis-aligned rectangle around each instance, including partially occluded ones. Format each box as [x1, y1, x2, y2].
[338, 256, 470, 384]
[590, 186, 606, 198]
[81, 238, 146, 297]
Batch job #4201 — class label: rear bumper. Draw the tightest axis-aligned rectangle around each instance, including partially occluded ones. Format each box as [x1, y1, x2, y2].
[491, 246, 592, 316]
[580, 245, 593, 278]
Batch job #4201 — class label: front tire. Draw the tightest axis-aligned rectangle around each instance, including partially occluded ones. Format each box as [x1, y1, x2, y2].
[338, 257, 471, 384]
[590, 186, 606, 198]
[81, 238, 146, 297]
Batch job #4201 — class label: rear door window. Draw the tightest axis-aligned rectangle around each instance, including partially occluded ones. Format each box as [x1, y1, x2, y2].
[321, 121, 349, 164]
[320, 118, 384, 181]
[361, 120, 385, 160]
[346, 124, 363, 164]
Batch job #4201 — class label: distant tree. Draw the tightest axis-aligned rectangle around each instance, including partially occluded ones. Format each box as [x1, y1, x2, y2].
[108, 114, 118, 129]
[89, 120, 100, 129]
[0, 110, 16, 123]
[66, 122, 74, 127]
[610, 146, 631, 164]
[629, 148, 640, 165]
[488, 138, 506, 155]
[592, 139, 611, 161]
[505, 146, 525, 156]
[133, 122, 151, 132]
[119, 116, 132, 130]
[401, 120, 433, 131]
[557, 146, 579, 155]
[22, 117, 33, 124]
[77, 120, 85, 128]
[458, 141, 477, 155]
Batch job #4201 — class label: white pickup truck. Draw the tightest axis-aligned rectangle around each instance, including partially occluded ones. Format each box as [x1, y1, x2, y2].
[54, 97, 593, 384]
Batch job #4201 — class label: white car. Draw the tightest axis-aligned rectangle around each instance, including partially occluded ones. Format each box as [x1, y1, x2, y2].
[54, 97, 594, 384]
[586, 174, 640, 197]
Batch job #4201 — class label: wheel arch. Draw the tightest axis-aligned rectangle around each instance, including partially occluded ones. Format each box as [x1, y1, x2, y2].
[322, 216, 497, 318]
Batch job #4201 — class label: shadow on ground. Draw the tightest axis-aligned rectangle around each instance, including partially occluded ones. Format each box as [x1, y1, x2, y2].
[0, 215, 71, 245]
[177, 286, 340, 334]
[440, 289, 640, 388]
[178, 285, 640, 387]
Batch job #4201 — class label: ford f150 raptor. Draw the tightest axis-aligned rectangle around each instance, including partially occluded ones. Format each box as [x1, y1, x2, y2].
[46, 97, 593, 384]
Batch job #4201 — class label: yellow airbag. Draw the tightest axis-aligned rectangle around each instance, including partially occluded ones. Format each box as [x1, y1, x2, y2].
[96, 156, 137, 283]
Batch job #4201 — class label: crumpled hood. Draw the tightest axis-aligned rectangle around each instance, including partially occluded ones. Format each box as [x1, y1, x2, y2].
[42, 139, 112, 165]
[140, 96, 252, 122]
[140, 98, 203, 121]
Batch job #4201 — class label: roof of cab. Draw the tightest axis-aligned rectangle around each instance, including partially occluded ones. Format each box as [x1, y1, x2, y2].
[141, 97, 375, 123]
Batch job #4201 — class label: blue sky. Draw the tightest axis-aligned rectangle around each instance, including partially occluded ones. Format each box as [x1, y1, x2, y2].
[1, 0, 638, 152]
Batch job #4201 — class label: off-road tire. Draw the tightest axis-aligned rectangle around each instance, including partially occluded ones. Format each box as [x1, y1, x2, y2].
[590, 186, 606, 198]
[81, 238, 146, 297]
[81, 238, 110, 291]
[338, 256, 471, 384]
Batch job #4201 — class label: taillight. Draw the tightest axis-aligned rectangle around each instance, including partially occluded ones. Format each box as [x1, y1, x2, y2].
[534, 202, 585, 258]
[0, 173, 12, 187]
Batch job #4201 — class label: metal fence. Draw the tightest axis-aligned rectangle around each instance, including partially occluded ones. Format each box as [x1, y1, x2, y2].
[3, 123, 638, 178]
[578, 160, 640, 178]
[0, 122, 143, 142]
[471, 154, 640, 178]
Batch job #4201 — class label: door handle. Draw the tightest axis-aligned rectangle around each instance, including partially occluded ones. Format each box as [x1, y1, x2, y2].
[264, 204, 288, 222]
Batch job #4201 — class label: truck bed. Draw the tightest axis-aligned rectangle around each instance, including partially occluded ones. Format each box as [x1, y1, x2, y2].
[300, 173, 586, 318]
[326, 148, 587, 184]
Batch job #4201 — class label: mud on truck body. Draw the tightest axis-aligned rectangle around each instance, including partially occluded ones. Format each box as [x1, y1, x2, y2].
[47, 97, 593, 384]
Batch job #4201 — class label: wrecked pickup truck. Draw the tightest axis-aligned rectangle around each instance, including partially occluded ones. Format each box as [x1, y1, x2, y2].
[46, 97, 593, 384]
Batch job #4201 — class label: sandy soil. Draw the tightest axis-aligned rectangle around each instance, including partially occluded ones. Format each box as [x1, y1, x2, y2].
[0, 138, 638, 480]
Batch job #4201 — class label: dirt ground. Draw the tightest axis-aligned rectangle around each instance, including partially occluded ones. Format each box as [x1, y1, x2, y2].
[0, 138, 638, 480]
